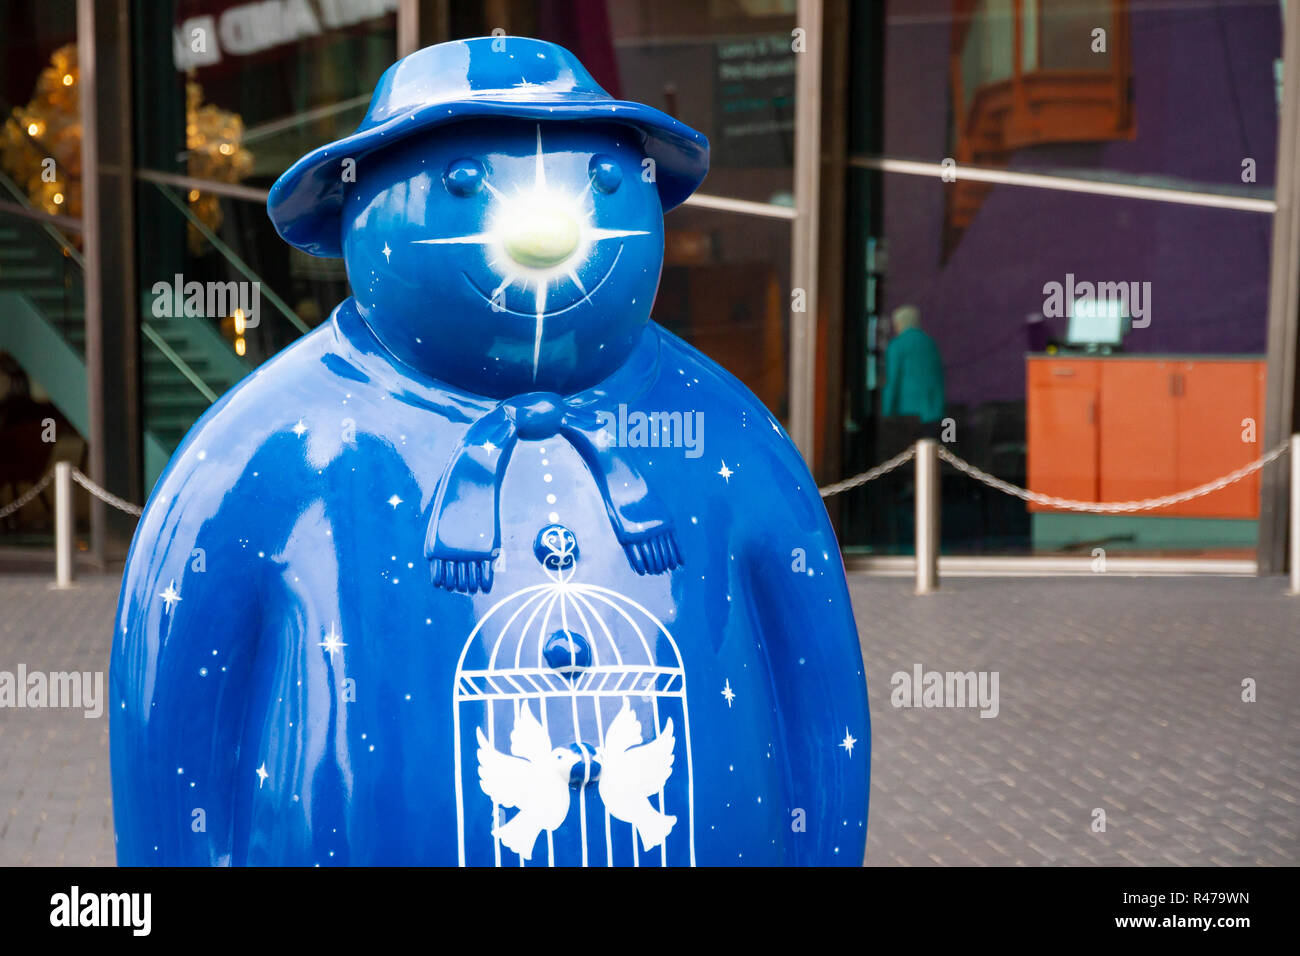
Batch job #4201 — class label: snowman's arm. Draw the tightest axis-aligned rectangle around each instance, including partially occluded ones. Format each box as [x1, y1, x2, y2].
[109, 458, 261, 866]
[743, 471, 871, 866]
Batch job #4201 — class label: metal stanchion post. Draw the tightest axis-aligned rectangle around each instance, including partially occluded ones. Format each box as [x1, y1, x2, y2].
[1290, 434, 1300, 595]
[53, 461, 75, 589]
[915, 438, 939, 594]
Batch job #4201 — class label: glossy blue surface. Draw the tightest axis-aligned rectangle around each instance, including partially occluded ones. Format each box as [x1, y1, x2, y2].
[110, 37, 869, 866]
[267, 35, 708, 258]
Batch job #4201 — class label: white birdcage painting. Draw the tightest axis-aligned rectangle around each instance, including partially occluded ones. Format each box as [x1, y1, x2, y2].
[453, 525, 696, 867]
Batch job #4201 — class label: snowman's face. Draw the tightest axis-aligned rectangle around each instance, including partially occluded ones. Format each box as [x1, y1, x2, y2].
[342, 118, 664, 397]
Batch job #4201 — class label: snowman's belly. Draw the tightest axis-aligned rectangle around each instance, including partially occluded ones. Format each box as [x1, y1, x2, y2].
[240, 439, 791, 865]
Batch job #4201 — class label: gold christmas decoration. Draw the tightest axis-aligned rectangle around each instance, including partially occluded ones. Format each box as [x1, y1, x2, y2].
[0, 45, 253, 254]
[184, 79, 254, 254]
[0, 44, 83, 227]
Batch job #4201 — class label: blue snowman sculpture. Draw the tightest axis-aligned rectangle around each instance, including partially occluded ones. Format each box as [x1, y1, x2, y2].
[110, 37, 870, 866]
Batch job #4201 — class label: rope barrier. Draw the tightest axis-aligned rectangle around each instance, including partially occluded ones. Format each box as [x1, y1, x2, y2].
[0, 467, 143, 519]
[69, 468, 144, 517]
[4, 441, 1297, 593]
[935, 442, 1288, 514]
[818, 446, 917, 498]
[818, 440, 1290, 513]
[0, 470, 54, 519]
[7, 443, 1290, 521]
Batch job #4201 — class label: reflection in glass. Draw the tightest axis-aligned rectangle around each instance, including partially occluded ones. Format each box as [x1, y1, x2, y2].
[842, 1, 1281, 559]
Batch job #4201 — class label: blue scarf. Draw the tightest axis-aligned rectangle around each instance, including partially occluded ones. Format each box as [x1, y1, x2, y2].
[424, 389, 682, 593]
[330, 300, 681, 595]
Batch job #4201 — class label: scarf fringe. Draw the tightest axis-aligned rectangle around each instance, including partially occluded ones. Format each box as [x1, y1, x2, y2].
[624, 530, 683, 575]
[430, 532, 680, 594]
[430, 556, 496, 594]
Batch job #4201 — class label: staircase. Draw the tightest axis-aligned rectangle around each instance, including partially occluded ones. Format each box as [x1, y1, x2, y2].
[139, 296, 250, 454]
[0, 200, 252, 492]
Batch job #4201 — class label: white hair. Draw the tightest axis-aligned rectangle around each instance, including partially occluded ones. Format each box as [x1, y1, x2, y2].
[892, 305, 920, 332]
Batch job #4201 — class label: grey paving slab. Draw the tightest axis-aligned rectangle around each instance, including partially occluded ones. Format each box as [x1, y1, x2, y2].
[0, 574, 117, 866]
[0, 572, 1296, 866]
[852, 575, 1300, 866]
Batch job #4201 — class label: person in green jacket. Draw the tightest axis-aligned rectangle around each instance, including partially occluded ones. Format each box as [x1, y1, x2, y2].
[882, 304, 945, 424]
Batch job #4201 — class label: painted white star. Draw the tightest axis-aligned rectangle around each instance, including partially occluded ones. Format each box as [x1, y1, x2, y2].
[721, 679, 736, 708]
[839, 728, 857, 758]
[319, 622, 346, 660]
[387, 494, 402, 509]
[718, 461, 734, 482]
[291, 419, 307, 437]
[382, 241, 392, 262]
[255, 764, 269, 788]
[158, 580, 182, 612]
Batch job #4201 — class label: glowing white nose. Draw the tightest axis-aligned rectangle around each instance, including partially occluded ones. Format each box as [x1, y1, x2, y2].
[502, 206, 580, 268]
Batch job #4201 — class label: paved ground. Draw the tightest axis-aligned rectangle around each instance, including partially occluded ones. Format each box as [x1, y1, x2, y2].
[0, 572, 1296, 866]
[857, 575, 1299, 866]
[0, 575, 115, 866]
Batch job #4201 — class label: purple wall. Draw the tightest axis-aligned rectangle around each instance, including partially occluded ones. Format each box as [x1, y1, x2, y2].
[878, 0, 1281, 405]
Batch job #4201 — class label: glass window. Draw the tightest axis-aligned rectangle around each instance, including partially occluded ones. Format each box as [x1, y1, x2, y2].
[1039, 0, 1112, 71]
[133, 1, 399, 481]
[842, 0, 1281, 559]
[0, 0, 84, 548]
[960, 0, 1015, 108]
[1022, 0, 1039, 70]
[452, 0, 797, 419]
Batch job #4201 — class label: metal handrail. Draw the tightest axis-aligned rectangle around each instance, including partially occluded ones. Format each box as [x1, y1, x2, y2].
[0, 168, 230, 408]
[0, 128, 305, 433]
[149, 180, 310, 334]
[136, 168, 269, 204]
[140, 322, 219, 403]
[0, 167, 85, 266]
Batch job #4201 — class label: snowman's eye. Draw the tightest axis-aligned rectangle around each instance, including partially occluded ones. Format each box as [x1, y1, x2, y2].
[588, 155, 623, 194]
[444, 158, 485, 197]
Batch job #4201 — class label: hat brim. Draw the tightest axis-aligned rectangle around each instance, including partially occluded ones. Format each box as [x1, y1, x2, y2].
[267, 97, 710, 258]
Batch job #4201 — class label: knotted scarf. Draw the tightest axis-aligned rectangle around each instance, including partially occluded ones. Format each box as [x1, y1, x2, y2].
[425, 390, 682, 593]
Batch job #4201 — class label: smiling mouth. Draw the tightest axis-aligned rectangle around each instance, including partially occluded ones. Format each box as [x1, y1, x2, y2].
[462, 244, 626, 319]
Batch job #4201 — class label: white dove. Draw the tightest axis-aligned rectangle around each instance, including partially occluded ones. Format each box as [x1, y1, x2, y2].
[597, 698, 677, 852]
[476, 702, 580, 861]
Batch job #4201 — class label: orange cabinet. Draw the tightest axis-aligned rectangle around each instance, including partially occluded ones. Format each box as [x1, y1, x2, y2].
[1172, 361, 1265, 518]
[1027, 359, 1098, 506]
[1097, 360, 1179, 504]
[1026, 356, 1265, 518]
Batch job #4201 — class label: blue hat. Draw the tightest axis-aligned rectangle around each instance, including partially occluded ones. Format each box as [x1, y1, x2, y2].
[267, 36, 710, 258]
